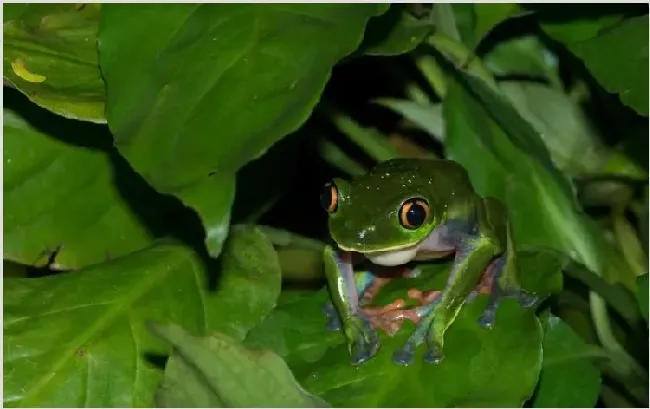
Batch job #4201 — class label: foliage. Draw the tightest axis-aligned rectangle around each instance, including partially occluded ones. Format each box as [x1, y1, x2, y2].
[3, 3, 648, 408]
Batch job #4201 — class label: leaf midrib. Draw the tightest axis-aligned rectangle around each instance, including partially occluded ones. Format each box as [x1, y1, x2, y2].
[18, 248, 194, 406]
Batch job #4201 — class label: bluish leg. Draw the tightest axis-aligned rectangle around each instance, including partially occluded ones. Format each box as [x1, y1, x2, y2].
[477, 255, 538, 329]
[394, 237, 499, 366]
[391, 294, 441, 365]
[324, 270, 377, 331]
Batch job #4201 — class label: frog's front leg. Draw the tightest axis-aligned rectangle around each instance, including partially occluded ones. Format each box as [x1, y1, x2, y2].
[323, 269, 377, 331]
[393, 233, 497, 365]
[323, 246, 379, 365]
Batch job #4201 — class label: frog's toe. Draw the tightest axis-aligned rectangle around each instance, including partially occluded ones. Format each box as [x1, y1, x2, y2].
[350, 337, 379, 365]
[478, 306, 497, 329]
[392, 344, 416, 366]
[345, 315, 379, 365]
[423, 342, 444, 364]
[326, 315, 342, 331]
[517, 291, 538, 308]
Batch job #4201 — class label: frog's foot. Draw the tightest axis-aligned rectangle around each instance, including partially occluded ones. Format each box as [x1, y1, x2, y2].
[343, 313, 380, 365]
[363, 289, 441, 336]
[359, 266, 421, 306]
[364, 298, 415, 336]
[476, 257, 539, 329]
[359, 276, 392, 306]
[391, 293, 442, 366]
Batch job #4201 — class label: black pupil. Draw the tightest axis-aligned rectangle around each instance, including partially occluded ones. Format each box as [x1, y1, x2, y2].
[406, 203, 426, 226]
[320, 185, 333, 211]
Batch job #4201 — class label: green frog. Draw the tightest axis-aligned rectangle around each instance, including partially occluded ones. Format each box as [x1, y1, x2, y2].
[320, 158, 537, 366]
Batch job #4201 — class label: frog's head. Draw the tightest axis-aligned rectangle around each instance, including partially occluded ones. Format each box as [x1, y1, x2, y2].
[321, 164, 439, 266]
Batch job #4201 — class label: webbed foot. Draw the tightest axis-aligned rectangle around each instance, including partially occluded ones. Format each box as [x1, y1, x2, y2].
[423, 341, 444, 364]
[469, 255, 539, 329]
[392, 294, 441, 366]
[344, 314, 380, 365]
[392, 342, 416, 365]
[478, 287, 539, 329]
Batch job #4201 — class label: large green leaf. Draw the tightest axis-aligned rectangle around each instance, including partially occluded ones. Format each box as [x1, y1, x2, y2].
[3, 243, 207, 407]
[3, 4, 106, 123]
[151, 323, 329, 408]
[499, 80, 607, 176]
[4, 226, 282, 407]
[98, 4, 387, 256]
[447, 3, 522, 50]
[443, 71, 635, 288]
[531, 315, 603, 407]
[206, 226, 283, 341]
[3, 91, 153, 269]
[358, 5, 434, 56]
[246, 289, 542, 407]
[542, 14, 649, 116]
[483, 36, 560, 84]
[3, 3, 28, 23]
[244, 250, 563, 407]
[637, 274, 649, 321]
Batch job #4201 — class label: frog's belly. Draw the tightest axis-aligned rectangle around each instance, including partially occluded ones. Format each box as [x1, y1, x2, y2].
[413, 249, 455, 261]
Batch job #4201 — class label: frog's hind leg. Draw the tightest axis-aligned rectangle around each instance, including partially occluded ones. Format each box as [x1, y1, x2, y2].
[324, 270, 378, 331]
[476, 250, 538, 329]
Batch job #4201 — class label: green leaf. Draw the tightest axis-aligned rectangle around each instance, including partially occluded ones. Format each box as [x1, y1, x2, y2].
[375, 98, 445, 142]
[3, 242, 207, 407]
[443, 70, 635, 289]
[174, 172, 235, 257]
[432, 3, 461, 42]
[359, 5, 434, 56]
[155, 352, 225, 408]
[3, 4, 106, 123]
[98, 4, 387, 256]
[246, 287, 543, 407]
[472, 3, 522, 48]
[3, 92, 153, 269]
[206, 226, 283, 341]
[150, 323, 329, 408]
[499, 80, 607, 176]
[324, 105, 400, 162]
[531, 315, 603, 407]
[3, 3, 29, 22]
[542, 14, 649, 116]
[636, 274, 649, 321]
[448, 3, 522, 50]
[483, 36, 560, 83]
[517, 248, 564, 296]
[4, 225, 281, 407]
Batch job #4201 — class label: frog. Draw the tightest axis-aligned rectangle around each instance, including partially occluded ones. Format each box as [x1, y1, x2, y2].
[319, 158, 537, 366]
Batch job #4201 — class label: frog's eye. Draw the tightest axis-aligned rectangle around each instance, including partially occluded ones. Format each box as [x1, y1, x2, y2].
[320, 181, 338, 213]
[399, 198, 429, 229]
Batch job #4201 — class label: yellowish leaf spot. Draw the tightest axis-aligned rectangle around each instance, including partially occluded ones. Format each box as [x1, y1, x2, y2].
[11, 59, 46, 83]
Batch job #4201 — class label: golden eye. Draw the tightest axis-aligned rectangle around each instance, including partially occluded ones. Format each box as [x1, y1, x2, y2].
[399, 198, 429, 229]
[320, 181, 338, 213]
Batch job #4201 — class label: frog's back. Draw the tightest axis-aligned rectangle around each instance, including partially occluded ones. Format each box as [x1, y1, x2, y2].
[366, 158, 475, 197]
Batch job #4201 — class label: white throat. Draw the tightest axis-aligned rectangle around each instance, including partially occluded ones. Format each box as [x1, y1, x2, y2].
[364, 246, 418, 266]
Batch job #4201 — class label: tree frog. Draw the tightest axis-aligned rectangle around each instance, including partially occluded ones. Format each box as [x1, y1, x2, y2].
[319, 158, 537, 366]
